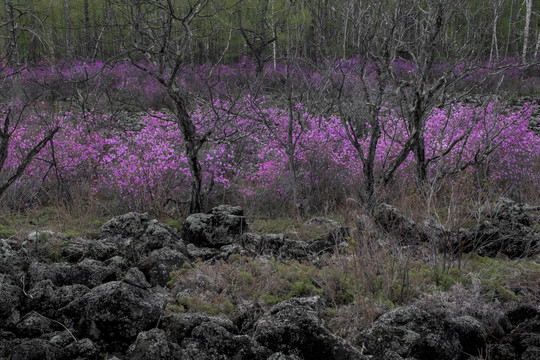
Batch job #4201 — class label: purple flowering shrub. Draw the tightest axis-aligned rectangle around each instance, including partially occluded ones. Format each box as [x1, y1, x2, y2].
[2, 92, 538, 211]
[2, 59, 539, 211]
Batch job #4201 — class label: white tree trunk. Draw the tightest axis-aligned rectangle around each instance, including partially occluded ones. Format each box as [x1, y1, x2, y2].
[523, 0, 532, 61]
[490, 0, 505, 63]
[534, 30, 540, 57]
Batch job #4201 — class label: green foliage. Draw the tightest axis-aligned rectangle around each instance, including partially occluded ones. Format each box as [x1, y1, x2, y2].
[324, 307, 338, 317]
[165, 304, 186, 314]
[0, 224, 16, 239]
[259, 294, 283, 306]
[169, 257, 329, 310]
[249, 217, 332, 240]
[166, 218, 183, 233]
[37, 238, 67, 263]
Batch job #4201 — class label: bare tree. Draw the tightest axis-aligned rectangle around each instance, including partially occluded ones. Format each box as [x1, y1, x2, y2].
[4, 0, 19, 65]
[113, 0, 239, 213]
[83, 0, 91, 57]
[0, 108, 59, 200]
[324, 0, 496, 210]
[65, 0, 72, 61]
[0, 5, 59, 202]
[490, 0, 505, 62]
[237, 8, 276, 75]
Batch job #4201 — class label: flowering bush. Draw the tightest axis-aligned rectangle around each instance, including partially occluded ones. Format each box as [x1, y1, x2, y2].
[2, 95, 539, 212]
[1, 61, 539, 212]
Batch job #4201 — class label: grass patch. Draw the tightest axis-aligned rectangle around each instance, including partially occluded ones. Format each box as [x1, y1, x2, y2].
[0, 205, 111, 240]
[0, 224, 17, 239]
[169, 256, 335, 314]
[249, 216, 337, 241]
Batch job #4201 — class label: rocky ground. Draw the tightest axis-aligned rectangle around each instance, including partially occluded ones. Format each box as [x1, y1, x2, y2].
[1, 201, 539, 359]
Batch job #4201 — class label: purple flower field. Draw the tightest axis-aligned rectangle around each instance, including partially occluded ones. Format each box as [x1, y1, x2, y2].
[2, 60, 539, 213]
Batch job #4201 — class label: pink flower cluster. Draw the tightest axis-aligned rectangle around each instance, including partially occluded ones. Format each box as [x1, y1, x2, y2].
[2, 96, 539, 210]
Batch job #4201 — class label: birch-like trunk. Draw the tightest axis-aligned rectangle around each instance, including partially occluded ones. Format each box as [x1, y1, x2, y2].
[523, 0, 532, 61]
[490, 4, 500, 62]
[534, 30, 540, 58]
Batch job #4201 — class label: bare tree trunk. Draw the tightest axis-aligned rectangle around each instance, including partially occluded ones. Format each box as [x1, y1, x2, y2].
[490, 1, 501, 62]
[84, 0, 91, 57]
[186, 142, 203, 214]
[287, 86, 300, 216]
[363, 121, 380, 210]
[523, 0, 532, 61]
[5, 0, 19, 65]
[534, 30, 540, 58]
[65, 0, 72, 61]
[342, 1, 350, 58]
[170, 92, 203, 214]
[0, 110, 60, 199]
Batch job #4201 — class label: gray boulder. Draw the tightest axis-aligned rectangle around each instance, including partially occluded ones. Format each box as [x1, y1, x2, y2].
[100, 212, 151, 239]
[465, 219, 540, 258]
[179, 320, 270, 360]
[126, 328, 172, 360]
[267, 353, 303, 360]
[0, 274, 23, 327]
[60, 281, 166, 352]
[375, 198, 540, 259]
[161, 312, 239, 342]
[182, 205, 248, 248]
[359, 305, 487, 360]
[457, 197, 540, 258]
[137, 247, 190, 287]
[161, 312, 271, 359]
[25, 280, 90, 318]
[100, 212, 189, 262]
[10, 338, 61, 360]
[0, 331, 15, 358]
[491, 303, 540, 360]
[62, 338, 100, 360]
[253, 297, 366, 360]
[123, 267, 152, 289]
[27, 258, 119, 288]
[375, 203, 426, 244]
[0, 239, 24, 276]
[15, 311, 62, 338]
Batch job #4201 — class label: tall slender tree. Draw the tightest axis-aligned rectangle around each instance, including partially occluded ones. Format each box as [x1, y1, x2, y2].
[65, 0, 72, 61]
[112, 0, 240, 213]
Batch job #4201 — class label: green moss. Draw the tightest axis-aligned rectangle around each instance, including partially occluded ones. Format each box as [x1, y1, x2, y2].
[199, 304, 220, 315]
[290, 279, 323, 298]
[260, 293, 283, 306]
[39, 240, 65, 263]
[165, 304, 186, 314]
[324, 307, 338, 317]
[237, 271, 255, 285]
[494, 285, 518, 301]
[223, 300, 234, 314]
[64, 230, 81, 239]
[0, 224, 16, 238]
[166, 219, 183, 233]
